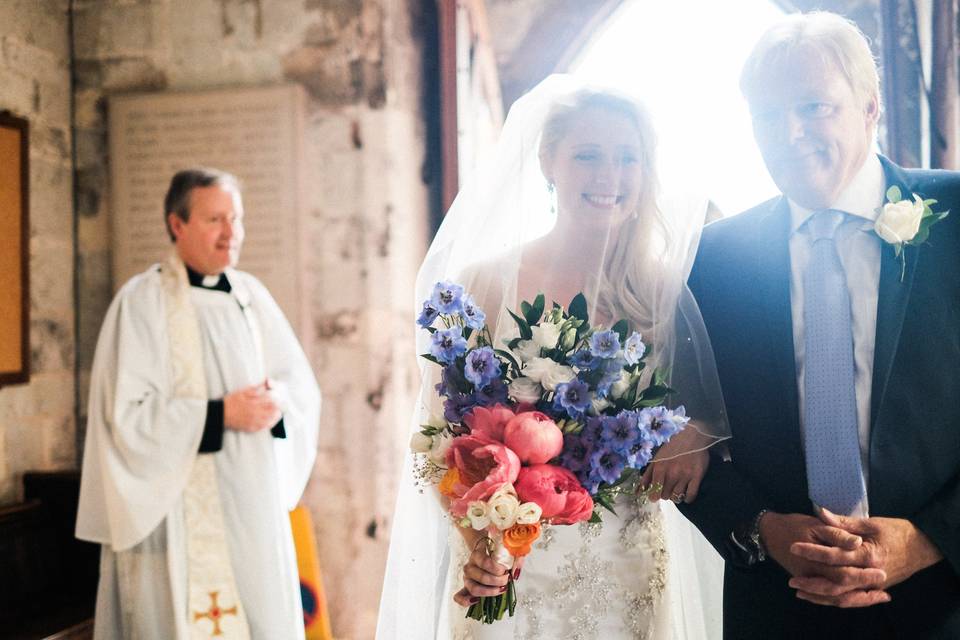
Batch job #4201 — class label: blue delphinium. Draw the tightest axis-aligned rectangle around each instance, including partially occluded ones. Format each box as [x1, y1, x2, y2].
[431, 281, 465, 315]
[627, 438, 654, 469]
[570, 349, 600, 370]
[639, 405, 689, 446]
[589, 330, 621, 359]
[443, 392, 477, 423]
[417, 300, 440, 328]
[553, 379, 592, 419]
[602, 411, 640, 450]
[561, 433, 594, 473]
[464, 346, 501, 388]
[461, 294, 486, 330]
[590, 447, 628, 485]
[475, 378, 508, 405]
[431, 326, 467, 364]
[623, 331, 646, 365]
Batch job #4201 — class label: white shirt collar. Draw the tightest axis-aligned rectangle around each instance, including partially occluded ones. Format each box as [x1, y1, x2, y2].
[789, 153, 885, 234]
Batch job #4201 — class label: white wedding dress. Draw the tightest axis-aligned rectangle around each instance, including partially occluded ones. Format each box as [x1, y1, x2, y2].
[454, 495, 721, 640]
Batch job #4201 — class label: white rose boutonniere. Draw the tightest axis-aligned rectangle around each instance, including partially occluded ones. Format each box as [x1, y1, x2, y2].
[875, 185, 949, 280]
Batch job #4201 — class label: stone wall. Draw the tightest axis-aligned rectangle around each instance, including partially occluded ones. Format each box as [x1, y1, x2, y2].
[71, 0, 431, 636]
[0, 0, 75, 505]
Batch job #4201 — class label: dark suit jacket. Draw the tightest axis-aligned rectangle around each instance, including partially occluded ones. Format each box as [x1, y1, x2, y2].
[680, 156, 960, 639]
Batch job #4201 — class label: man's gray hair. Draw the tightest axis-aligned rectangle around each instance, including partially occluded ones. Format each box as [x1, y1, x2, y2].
[740, 11, 881, 111]
[163, 167, 241, 241]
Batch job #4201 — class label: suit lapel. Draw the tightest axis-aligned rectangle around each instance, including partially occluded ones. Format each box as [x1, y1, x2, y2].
[870, 159, 920, 432]
[754, 198, 804, 472]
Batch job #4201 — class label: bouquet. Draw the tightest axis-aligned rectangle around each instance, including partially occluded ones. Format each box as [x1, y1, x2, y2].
[411, 281, 691, 624]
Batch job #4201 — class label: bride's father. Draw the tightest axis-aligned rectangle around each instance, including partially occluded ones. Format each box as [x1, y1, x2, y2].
[681, 11, 960, 639]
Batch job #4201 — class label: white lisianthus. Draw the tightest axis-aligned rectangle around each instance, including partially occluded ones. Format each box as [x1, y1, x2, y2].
[531, 322, 562, 350]
[523, 357, 576, 391]
[428, 432, 454, 465]
[515, 501, 543, 525]
[610, 371, 634, 400]
[513, 339, 541, 363]
[875, 194, 925, 244]
[591, 397, 611, 414]
[487, 492, 520, 530]
[467, 501, 491, 530]
[509, 376, 543, 404]
[409, 431, 433, 453]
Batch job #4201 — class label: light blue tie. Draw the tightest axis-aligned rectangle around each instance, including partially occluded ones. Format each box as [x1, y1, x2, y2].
[803, 210, 865, 515]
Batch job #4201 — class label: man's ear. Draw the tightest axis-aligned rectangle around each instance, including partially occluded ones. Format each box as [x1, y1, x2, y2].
[864, 93, 880, 125]
[167, 213, 183, 241]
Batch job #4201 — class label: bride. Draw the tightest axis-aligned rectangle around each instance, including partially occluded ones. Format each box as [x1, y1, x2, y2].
[378, 76, 729, 639]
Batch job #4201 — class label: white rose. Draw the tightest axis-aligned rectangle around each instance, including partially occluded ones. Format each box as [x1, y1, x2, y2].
[509, 376, 543, 404]
[515, 501, 543, 525]
[487, 492, 520, 530]
[875, 194, 924, 244]
[467, 501, 491, 530]
[524, 357, 576, 391]
[513, 339, 541, 363]
[428, 432, 453, 465]
[531, 322, 562, 350]
[409, 431, 433, 453]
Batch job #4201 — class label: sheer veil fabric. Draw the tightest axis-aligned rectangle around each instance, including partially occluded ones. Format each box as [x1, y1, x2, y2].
[378, 75, 728, 639]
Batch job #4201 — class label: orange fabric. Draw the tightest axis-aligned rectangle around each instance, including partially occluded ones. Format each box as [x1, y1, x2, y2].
[289, 507, 334, 640]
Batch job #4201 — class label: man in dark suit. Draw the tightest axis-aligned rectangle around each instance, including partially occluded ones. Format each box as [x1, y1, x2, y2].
[680, 11, 960, 639]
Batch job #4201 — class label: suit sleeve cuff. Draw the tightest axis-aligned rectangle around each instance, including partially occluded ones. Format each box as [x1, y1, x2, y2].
[199, 400, 225, 453]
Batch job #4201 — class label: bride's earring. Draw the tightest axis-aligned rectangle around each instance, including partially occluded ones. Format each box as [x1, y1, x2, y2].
[547, 182, 556, 215]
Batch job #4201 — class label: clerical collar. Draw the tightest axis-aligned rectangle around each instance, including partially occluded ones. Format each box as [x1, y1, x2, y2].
[186, 266, 232, 293]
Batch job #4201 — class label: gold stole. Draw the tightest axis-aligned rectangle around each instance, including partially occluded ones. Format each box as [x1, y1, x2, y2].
[161, 253, 252, 640]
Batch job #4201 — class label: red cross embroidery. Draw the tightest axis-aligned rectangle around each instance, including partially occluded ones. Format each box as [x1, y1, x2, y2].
[193, 591, 238, 636]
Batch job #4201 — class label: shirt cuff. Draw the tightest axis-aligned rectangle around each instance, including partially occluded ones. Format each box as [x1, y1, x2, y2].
[270, 418, 286, 439]
[199, 400, 225, 453]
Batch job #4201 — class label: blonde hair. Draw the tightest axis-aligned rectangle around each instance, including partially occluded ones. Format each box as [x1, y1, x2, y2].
[741, 11, 881, 112]
[538, 88, 670, 333]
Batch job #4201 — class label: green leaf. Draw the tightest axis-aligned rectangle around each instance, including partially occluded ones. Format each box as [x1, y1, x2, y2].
[507, 308, 533, 340]
[589, 510, 603, 524]
[420, 353, 441, 365]
[611, 319, 629, 343]
[494, 348, 521, 375]
[886, 185, 902, 203]
[520, 300, 532, 320]
[463, 326, 474, 342]
[568, 293, 589, 323]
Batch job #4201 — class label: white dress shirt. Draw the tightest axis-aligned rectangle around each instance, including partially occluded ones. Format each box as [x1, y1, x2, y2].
[788, 154, 885, 517]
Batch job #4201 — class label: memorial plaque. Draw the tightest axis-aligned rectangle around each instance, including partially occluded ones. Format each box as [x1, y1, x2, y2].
[109, 85, 307, 336]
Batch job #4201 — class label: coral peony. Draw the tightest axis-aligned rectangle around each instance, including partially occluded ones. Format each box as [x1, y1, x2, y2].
[515, 464, 594, 525]
[445, 434, 521, 517]
[462, 404, 516, 442]
[503, 411, 563, 464]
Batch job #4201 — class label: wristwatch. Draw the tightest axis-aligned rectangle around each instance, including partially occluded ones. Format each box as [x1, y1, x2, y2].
[727, 509, 769, 568]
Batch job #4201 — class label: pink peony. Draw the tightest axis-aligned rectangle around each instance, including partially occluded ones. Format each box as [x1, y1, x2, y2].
[515, 464, 594, 525]
[463, 404, 516, 442]
[445, 433, 521, 517]
[503, 411, 564, 464]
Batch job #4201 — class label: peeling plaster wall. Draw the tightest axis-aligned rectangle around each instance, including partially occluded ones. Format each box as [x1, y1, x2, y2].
[72, 0, 430, 636]
[0, 1, 75, 505]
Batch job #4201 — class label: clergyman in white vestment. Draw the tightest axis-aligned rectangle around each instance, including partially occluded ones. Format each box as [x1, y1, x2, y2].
[76, 168, 321, 640]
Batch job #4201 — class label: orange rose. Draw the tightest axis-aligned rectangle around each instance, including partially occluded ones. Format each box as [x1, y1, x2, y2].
[438, 467, 460, 497]
[502, 522, 541, 558]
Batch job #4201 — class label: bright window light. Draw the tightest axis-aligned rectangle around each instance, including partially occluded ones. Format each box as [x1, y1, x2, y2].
[572, 0, 785, 216]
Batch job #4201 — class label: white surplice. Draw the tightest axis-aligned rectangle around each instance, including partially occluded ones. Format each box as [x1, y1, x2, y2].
[76, 261, 321, 639]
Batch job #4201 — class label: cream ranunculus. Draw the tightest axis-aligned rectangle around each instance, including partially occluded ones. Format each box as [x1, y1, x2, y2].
[467, 501, 491, 530]
[531, 322, 562, 350]
[609, 371, 635, 400]
[513, 339, 541, 363]
[875, 194, 925, 244]
[515, 501, 543, 525]
[487, 490, 521, 530]
[508, 376, 543, 404]
[409, 431, 433, 453]
[428, 432, 454, 465]
[523, 357, 576, 391]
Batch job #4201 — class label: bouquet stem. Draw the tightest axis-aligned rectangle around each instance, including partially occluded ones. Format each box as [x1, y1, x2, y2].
[466, 578, 517, 623]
